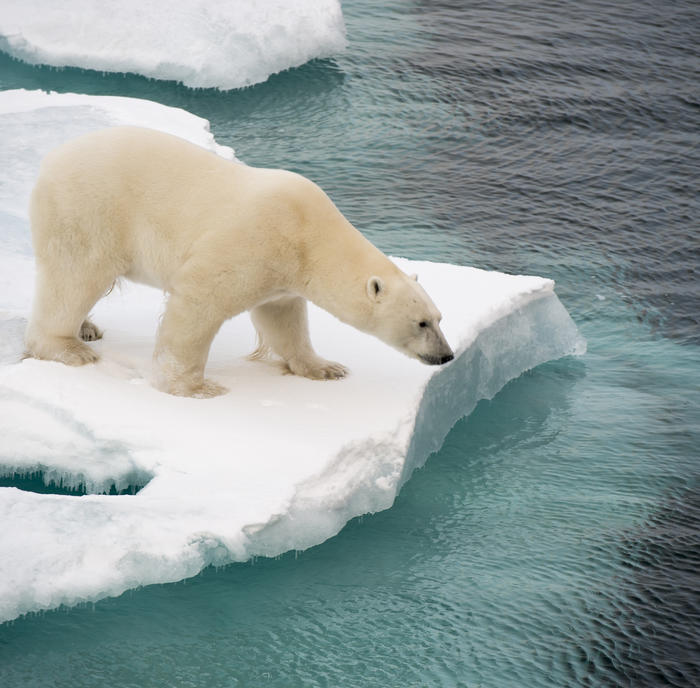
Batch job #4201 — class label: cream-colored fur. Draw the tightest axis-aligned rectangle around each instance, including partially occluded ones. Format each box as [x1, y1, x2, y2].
[25, 127, 453, 397]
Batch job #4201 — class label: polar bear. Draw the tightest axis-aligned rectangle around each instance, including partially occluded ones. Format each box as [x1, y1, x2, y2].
[25, 127, 454, 397]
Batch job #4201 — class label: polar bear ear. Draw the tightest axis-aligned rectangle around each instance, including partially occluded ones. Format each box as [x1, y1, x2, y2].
[367, 276, 384, 301]
[410, 273, 418, 281]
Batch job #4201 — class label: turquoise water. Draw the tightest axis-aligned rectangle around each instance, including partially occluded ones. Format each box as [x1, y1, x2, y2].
[1, 1, 699, 686]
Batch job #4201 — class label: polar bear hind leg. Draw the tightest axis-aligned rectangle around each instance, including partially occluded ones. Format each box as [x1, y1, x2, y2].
[250, 296, 348, 380]
[25, 265, 112, 366]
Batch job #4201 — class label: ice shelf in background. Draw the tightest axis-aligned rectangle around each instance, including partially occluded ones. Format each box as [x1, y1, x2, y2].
[0, 0, 346, 89]
[0, 89, 585, 622]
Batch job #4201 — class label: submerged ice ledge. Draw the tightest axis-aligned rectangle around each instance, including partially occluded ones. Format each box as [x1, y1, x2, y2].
[0, 88, 585, 622]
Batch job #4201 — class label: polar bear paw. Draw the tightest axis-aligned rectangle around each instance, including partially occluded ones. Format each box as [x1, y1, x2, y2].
[191, 379, 229, 398]
[160, 376, 228, 398]
[61, 340, 100, 365]
[285, 356, 348, 380]
[25, 335, 99, 366]
[79, 319, 103, 342]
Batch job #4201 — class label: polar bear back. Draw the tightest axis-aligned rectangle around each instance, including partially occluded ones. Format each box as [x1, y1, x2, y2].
[30, 126, 345, 292]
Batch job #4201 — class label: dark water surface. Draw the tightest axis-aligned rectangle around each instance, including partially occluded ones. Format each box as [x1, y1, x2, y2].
[1, 1, 699, 686]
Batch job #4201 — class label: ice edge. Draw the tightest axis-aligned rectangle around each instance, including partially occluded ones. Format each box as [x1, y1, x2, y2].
[0, 290, 584, 624]
[244, 290, 585, 558]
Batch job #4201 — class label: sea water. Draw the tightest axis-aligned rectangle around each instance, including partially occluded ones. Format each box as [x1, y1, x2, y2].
[0, 0, 698, 686]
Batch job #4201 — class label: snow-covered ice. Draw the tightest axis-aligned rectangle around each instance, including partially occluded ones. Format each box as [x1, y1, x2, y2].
[0, 0, 346, 89]
[0, 89, 585, 622]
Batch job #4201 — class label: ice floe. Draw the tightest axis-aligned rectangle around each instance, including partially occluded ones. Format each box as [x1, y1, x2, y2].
[0, 89, 585, 622]
[0, 1, 346, 89]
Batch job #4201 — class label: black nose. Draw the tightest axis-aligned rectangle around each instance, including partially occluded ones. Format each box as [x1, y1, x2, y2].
[439, 353, 454, 364]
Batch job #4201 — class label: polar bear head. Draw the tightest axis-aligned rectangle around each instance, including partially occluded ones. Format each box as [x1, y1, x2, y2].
[365, 272, 454, 365]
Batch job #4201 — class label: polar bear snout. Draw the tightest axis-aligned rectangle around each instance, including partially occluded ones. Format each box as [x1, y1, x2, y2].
[418, 350, 454, 366]
[411, 323, 454, 366]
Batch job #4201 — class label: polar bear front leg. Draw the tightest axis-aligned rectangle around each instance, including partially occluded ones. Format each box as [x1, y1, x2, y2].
[250, 296, 348, 380]
[153, 293, 227, 398]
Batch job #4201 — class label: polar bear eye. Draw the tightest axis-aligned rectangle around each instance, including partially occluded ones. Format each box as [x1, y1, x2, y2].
[419, 321, 428, 328]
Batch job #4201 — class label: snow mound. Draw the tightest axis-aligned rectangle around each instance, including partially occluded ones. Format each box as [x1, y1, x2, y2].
[0, 89, 585, 622]
[0, 1, 346, 89]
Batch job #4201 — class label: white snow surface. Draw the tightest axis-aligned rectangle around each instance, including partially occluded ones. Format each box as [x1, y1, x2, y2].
[0, 89, 585, 622]
[0, 1, 346, 89]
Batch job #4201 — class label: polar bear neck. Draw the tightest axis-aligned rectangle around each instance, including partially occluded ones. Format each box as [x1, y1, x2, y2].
[264, 173, 404, 333]
[297, 215, 401, 334]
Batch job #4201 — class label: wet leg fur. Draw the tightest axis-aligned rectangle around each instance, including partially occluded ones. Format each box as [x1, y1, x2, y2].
[250, 296, 348, 380]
